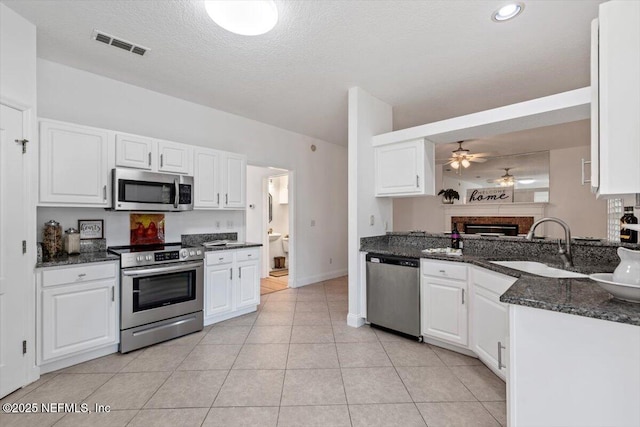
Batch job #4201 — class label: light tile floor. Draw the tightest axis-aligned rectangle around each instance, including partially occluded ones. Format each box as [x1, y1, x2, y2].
[0, 276, 506, 427]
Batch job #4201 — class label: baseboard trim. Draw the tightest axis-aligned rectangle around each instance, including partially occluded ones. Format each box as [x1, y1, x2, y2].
[39, 344, 119, 374]
[204, 306, 256, 326]
[347, 313, 365, 328]
[293, 268, 348, 288]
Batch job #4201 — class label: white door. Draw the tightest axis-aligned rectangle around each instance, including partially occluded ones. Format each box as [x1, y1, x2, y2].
[223, 153, 246, 208]
[40, 120, 110, 206]
[158, 140, 191, 174]
[0, 105, 29, 397]
[115, 133, 154, 170]
[421, 276, 468, 346]
[194, 148, 221, 209]
[41, 280, 117, 362]
[236, 262, 259, 309]
[472, 286, 508, 379]
[205, 265, 234, 316]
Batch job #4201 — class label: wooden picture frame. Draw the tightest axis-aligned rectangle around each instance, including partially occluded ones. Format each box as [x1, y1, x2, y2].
[78, 219, 104, 240]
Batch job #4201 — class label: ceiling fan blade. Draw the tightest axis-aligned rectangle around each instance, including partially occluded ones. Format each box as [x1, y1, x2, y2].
[469, 157, 487, 163]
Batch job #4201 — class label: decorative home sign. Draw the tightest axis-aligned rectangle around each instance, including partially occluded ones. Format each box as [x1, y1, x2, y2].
[78, 219, 104, 240]
[466, 187, 513, 204]
[130, 213, 165, 245]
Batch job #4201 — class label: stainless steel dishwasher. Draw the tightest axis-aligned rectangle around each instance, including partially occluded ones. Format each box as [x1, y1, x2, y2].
[366, 253, 421, 340]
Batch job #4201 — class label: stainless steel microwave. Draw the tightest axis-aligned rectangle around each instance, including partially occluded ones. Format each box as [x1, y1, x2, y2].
[112, 168, 194, 211]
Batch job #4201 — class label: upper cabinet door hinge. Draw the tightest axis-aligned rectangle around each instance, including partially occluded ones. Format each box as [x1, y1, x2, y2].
[22, 340, 27, 355]
[15, 139, 28, 154]
[22, 240, 26, 254]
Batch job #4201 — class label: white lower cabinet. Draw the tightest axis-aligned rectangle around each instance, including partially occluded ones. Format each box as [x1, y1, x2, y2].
[421, 260, 468, 347]
[205, 248, 260, 325]
[37, 261, 119, 372]
[470, 267, 516, 380]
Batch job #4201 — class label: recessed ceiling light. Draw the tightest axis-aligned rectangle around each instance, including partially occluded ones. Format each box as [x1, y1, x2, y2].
[492, 2, 524, 22]
[204, 0, 278, 36]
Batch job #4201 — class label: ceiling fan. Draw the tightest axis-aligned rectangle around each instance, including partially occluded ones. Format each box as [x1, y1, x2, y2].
[445, 141, 488, 170]
[487, 168, 516, 187]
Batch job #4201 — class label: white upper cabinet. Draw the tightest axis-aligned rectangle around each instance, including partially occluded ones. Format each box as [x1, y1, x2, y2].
[194, 148, 246, 210]
[116, 134, 191, 175]
[39, 120, 112, 206]
[591, 0, 640, 196]
[194, 148, 221, 208]
[223, 153, 246, 209]
[158, 140, 191, 174]
[115, 133, 154, 170]
[374, 138, 435, 197]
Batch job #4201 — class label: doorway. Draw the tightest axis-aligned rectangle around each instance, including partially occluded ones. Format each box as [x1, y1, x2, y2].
[245, 165, 294, 295]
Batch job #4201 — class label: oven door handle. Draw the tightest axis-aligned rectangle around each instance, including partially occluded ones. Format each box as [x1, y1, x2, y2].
[122, 261, 203, 277]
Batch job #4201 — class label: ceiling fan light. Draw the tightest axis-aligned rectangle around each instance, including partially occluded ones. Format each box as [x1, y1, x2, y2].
[205, 0, 278, 36]
[461, 159, 471, 168]
[451, 161, 460, 169]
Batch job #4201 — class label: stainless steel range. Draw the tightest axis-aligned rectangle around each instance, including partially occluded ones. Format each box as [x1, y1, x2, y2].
[108, 243, 204, 353]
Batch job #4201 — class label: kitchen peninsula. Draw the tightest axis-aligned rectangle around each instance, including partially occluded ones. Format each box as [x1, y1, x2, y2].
[360, 232, 640, 426]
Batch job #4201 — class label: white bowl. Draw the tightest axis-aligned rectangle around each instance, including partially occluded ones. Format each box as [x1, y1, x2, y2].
[590, 273, 640, 303]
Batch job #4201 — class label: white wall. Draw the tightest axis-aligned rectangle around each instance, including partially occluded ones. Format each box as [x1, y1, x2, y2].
[547, 145, 607, 238]
[37, 59, 348, 286]
[394, 145, 608, 239]
[246, 165, 272, 277]
[347, 87, 393, 327]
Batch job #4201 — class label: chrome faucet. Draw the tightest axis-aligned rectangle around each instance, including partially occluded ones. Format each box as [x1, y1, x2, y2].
[525, 217, 574, 268]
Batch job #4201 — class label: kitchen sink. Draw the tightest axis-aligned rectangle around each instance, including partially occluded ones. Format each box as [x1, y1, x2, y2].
[490, 261, 588, 278]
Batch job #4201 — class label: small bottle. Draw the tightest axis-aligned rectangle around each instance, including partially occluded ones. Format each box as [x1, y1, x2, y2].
[451, 224, 461, 249]
[620, 207, 638, 244]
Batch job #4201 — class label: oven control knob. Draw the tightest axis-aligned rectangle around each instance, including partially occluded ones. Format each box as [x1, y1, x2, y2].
[189, 250, 195, 256]
[180, 249, 188, 259]
[196, 250, 202, 256]
[136, 256, 143, 262]
[146, 255, 153, 261]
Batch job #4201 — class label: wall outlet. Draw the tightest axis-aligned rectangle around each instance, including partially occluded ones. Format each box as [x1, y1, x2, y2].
[370, 215, 375, 226]
[310, 220, 316, 227]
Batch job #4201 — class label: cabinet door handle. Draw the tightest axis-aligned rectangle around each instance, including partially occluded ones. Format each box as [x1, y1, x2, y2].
[229, 268, 232, 280]
[217, 193, 220, 205]
[103, 185, 107, 201]
[416, 175, 420, 188]
[581, 158, 592, 185]
[461, 289, 465, 304]
[160, 154, 164, 168]
[239, 267, 242, 279]
[148, 152, 152, 167]
[218, 257, 224, 261]
[78, 273, 86, 278]
[439, 269, 446, 274]
[498, 341, 506, 369]
[111, 286, 115, 302]
[225, 194, 228, 205]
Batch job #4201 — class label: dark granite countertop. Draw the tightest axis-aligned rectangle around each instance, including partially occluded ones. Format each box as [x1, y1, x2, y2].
[201, 242, 262, 252]
[36, 252, 119, 269]
[361, 236, 640, 326]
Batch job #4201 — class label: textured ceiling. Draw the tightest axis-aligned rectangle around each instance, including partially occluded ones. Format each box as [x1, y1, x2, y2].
[4, 0, 603, 146]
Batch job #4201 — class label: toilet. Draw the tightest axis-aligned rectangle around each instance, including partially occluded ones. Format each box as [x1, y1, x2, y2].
[282, 236, 289, 254]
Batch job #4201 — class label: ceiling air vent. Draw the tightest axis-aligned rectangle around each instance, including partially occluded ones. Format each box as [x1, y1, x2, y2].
[91, 30, 150, 57]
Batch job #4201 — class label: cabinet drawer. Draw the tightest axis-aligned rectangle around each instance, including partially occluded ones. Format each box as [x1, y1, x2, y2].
[236, 249, 259, 262]
[206, 251, 234, 266]
[421, 260, 467, 281]
[42, 262, 117, 288]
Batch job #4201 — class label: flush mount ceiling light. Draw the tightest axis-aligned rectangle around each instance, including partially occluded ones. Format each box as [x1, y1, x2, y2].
[492, 2, 525, 22]
[204, 0, 278, 36]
